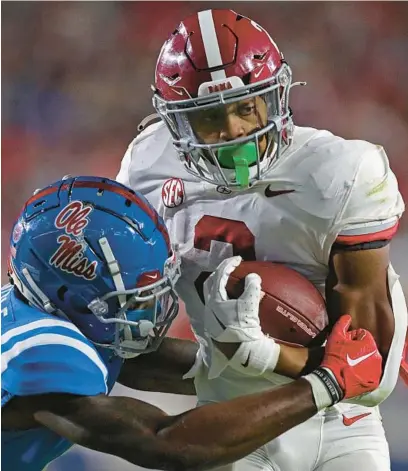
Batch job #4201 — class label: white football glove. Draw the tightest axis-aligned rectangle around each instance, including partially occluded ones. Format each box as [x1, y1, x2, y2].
[203, 256, 281, 380]
[203, 256, 264, 343]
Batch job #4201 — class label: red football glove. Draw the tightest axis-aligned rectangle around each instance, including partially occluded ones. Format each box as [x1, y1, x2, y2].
[321, 315, 383, 399]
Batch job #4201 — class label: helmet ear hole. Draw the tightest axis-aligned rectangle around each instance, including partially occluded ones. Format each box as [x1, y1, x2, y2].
[57, 285, 68, 302]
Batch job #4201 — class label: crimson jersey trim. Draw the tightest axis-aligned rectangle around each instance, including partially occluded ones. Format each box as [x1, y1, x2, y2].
[335, 221, 399, 246]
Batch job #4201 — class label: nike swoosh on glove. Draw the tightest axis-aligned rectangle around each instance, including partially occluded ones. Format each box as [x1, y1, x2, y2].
[304, 315, 383, 410]
[202, 256, 281, 380]
[321, 315, 383, 399]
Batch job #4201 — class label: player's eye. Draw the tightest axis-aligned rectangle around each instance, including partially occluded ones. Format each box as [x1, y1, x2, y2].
[126, 292, 154, 311]
[237, 101, 256, 116]
[204, 110, 225, 124]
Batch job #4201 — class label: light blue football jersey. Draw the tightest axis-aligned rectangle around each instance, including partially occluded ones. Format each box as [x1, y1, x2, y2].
[1, 285, 124, 471]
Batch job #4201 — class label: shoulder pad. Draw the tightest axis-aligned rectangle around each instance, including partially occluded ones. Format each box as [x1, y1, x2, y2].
[285, 135, 373, 220]
[118, 121, 171, 179]
[116, 121, 189, 212]
[334, 144, 404, 241]
[2, 316, 108, 398]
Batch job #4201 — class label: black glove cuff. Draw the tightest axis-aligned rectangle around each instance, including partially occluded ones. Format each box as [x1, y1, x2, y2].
[312, 367, 344, 404]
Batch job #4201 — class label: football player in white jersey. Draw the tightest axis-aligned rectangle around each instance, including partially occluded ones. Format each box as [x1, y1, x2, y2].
[116, 8, 408, 471]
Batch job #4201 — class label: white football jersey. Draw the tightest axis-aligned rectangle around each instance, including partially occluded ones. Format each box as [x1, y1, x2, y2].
[117, 121, 405, 401]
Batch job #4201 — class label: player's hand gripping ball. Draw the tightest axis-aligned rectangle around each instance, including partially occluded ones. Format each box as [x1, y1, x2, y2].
[225, 259, 329, 347]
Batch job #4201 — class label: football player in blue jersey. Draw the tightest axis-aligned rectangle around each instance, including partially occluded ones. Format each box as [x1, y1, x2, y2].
[2, 175, 384, 471]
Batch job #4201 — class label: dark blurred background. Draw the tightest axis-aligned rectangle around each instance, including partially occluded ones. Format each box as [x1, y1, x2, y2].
[2, 2, 407, 470]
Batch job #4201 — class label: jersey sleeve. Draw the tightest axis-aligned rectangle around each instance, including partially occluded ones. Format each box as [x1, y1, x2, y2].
[333, 145, 405, 246]
[1, 318, 108, 402]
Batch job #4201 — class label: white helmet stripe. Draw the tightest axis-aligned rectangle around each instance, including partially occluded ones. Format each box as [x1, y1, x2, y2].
[197, 10, 227, 81]
[99, 237, 126, 307]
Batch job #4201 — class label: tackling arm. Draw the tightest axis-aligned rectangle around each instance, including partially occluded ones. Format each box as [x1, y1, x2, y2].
[18, 381, 316, 471]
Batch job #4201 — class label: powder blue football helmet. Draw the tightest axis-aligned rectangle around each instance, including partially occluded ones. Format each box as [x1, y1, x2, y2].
[8, 175, 181, 357]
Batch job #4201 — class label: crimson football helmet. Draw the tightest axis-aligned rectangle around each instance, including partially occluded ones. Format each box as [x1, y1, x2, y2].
[153, 9, 303, 189]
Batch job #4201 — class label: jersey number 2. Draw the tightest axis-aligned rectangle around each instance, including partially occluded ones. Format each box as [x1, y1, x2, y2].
[193, 215, 256, 301]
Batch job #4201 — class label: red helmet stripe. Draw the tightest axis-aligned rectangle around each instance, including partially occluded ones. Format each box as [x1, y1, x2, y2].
[26, 186, 59, 206]
[197, 10, 227, 81]
[71, 181, 171, 254]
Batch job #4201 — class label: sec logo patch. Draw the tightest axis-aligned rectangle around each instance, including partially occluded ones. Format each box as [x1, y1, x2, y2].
[162, 178, 185, 208]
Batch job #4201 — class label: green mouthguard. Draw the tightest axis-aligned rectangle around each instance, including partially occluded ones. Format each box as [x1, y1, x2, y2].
[218, 142, 258, 188]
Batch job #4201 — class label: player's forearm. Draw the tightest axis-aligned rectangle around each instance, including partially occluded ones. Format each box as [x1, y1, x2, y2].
[213, 339, 323, 379]
[35, 380, 317, 471]
[275, 344, 325, 378]
[117, 337, 198, 395]
[156, 378, 317, 470]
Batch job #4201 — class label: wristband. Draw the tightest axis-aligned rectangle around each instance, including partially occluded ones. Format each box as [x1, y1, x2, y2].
[304, 367, 344, 411]
[209, 336, 280, 380]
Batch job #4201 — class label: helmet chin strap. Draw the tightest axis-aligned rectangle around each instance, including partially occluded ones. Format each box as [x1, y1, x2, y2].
[21, 268, 56, 314]
[137, 113, 161, 133]
[10, 261, 68, 320]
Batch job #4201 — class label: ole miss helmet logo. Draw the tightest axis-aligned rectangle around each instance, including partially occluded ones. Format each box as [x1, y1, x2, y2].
[162, 178, 185, 208]
[49, 201, 98, 281]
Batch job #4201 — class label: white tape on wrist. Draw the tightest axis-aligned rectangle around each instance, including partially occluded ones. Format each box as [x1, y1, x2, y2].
[303, 371, 334, 411]
[304, 367, 344, 411]
[208, 336, 281, 380]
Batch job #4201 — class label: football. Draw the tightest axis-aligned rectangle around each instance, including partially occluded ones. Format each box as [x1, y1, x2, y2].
[226, 261, 329, 347]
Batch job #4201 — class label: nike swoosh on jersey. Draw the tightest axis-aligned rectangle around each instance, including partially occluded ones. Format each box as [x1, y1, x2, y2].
[346, 350, 376, 367]
[264, 187, 295, 198]
[342, 412, 371, 426]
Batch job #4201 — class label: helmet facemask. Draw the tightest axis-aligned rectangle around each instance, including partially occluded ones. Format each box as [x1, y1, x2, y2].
[154, 62, 294, 189]
[88, 246, 181, 358]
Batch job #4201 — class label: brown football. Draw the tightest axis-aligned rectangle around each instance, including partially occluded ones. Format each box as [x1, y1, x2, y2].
[226, 261, 329, 347]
